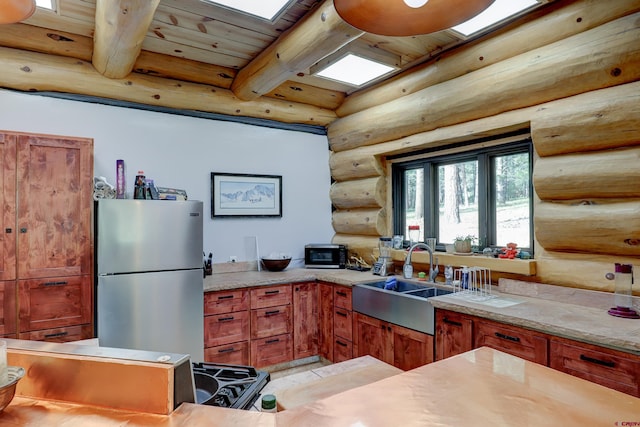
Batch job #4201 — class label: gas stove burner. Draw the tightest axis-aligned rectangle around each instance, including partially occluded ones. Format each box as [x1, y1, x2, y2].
[192, 362, 270, 410]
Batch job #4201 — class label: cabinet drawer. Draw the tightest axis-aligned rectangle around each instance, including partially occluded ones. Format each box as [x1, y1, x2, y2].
[204, 310, 249, 347]
[205, 341, 249, 366]
[333, 307, 352, 341]
[251, 305, 292, 339]
[24, 324, 93, 343]
[550, 339, 640, 397]
[18, 275, 92, 332]
[204, 289, 249, 315]
[251, 333, 293, 368]
[475, 319, 548, 365]
[333, 336, 353, 363]
[251, 284, 292, 309]
[334, 286, 352, 311]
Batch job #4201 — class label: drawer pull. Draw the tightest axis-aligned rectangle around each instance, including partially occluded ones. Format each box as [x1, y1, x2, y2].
[580, 354, 615, 368]
[218, 347, 235, 354]
[43, 281, 68, 286]
[265, 338, 280, 344]
[217, 295, 234, 300]
[336, 340, 347, 347]
[44, 331, 68, 339]
[336, 291, 347, 297]
[335, 310, 348, 317]
[265, 290, 280, 295]
[495, 332, 520, 343]
[443, 318, 462, 327]
[265, 310, 280, 316]
[218, 316, 234, 322]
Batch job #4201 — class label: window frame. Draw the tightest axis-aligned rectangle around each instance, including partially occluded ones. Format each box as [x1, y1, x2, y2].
[391, 135, 533, 252]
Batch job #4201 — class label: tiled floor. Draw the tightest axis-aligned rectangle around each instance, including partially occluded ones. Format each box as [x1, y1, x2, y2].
[251, 356, 386, 411]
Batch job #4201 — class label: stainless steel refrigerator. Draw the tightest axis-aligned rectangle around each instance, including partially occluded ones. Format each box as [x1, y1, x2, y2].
[96, 199, 204, 362]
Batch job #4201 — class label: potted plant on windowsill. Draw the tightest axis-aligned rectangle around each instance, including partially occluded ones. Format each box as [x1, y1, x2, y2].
[453, 235, 475, 254]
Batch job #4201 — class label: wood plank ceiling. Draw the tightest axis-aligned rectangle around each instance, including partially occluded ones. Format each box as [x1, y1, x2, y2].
[0, 0, 549, 127]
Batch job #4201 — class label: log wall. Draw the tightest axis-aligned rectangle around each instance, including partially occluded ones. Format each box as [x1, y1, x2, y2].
[328, 0, 640, 291]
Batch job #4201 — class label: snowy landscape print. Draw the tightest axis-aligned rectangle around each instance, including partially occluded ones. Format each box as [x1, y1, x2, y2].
[220, 181, 276, 210]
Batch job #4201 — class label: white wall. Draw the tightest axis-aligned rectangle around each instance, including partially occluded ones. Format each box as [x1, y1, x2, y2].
[0, 89, 334, 267]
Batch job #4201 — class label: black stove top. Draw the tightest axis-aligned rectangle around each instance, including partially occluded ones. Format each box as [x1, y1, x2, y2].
[192, 362, 270, 410]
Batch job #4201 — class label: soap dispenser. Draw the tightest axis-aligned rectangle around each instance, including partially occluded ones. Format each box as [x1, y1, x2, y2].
[607, 263, 639, 318]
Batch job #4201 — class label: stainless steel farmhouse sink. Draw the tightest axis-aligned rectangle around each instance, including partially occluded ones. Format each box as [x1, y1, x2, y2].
[353, 279, 453, 335]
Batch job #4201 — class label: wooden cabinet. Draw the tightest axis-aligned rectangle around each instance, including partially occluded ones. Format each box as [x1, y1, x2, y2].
[333, 285, 353, 362]
[475, 318, 548, 365]
[0, 131, 93, 342]
[317, 282, 333, 360]
[293, 282, 318, 360]
[550, 336, 640, 397]
[354, 312, 433, 370]
[435, 309, 474, 361]
[18, 276, 92, 334]
[436, 308, 640, 397]
[250, 284, 292, 367]
[203, 289, 249, 365]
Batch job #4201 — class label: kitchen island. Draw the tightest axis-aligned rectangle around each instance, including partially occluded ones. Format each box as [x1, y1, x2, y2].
[2, 347, 639, 426]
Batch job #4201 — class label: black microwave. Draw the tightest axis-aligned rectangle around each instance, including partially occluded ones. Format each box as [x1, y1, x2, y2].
[305, 244, 347, 269]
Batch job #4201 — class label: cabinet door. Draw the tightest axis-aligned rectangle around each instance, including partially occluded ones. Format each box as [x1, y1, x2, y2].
[550, 337, 640, 397]
[318, 282, 333, 360]
[251, 333, 293, 368]
[250, 305, 292, 339]
[18, 275, 92, 333]
[475, 318, 548, 365]
[0, 281, 16, 336]
[392, 324, 434, 371]
[16, 134, 93, 279]
[293, 282, 318, 360]
[250, 284, 292, 309]
[204, 310, 249, 347]
[0, 133, 16, 282]
[204, 289, 249, 315]
[334, 285, 352, 311]
[435, 309, 473, 361]
[205, 341, 249, 365]
[354, 313, 393, 365]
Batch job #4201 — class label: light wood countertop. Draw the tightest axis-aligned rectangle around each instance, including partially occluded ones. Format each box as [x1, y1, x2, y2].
[4, 348, 639, 426]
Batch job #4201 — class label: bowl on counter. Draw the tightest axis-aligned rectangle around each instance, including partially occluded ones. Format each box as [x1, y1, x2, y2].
[260, 257, 292, 272]
[0, 366, 25, 412]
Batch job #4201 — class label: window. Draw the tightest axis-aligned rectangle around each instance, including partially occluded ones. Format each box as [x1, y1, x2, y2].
[392, 134, 533, 252]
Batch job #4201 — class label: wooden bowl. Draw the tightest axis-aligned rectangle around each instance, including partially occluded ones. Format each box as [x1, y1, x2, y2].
[260, 257, 291, 272]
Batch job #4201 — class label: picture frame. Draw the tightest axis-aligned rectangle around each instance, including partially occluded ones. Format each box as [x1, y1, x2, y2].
[211, 172, 282, 218]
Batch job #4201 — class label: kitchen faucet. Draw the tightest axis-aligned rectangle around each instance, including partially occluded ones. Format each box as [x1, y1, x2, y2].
[404, 242, 436, 281]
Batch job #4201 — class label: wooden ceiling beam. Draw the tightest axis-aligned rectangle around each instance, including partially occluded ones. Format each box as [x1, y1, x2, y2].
[93, 0, 161, 78]
[231, 0, 363, 101]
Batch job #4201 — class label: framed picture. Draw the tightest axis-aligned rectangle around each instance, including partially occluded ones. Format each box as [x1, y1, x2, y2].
[211, 172, 282, 218]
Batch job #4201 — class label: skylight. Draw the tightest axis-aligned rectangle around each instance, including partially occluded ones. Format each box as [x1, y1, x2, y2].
[208, 0, 292, 20]
[452, 0, 538, 36]
[315, 54, 396, 87]
[35, 0, 53, 9]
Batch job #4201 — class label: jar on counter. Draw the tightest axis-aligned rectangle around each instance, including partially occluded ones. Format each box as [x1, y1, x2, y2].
[261, 394, 277, 413]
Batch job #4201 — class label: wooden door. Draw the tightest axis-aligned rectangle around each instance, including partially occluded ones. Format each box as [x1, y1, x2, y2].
[392, 324, 434, 370]
[293, 281, 318, 359]
[354, 313, 392, 365]
[317, 282, 333, 360]
[435, 309, 473, 360]
[16, 133, 93, 279]
[0, 132, 16, 282]
[0, 281, 17, 336]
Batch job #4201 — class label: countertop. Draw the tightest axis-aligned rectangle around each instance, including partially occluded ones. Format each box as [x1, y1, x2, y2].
[4, 347, 639, 426]
[204, 268, 640, 355]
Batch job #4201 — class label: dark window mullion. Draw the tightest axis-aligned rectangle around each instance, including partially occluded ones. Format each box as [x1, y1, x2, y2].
[477, 153, 490, 249]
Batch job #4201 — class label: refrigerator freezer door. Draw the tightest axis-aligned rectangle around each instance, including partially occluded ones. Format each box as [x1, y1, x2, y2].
[97, 200, 203, 274]
[97, 269, 204, 361]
